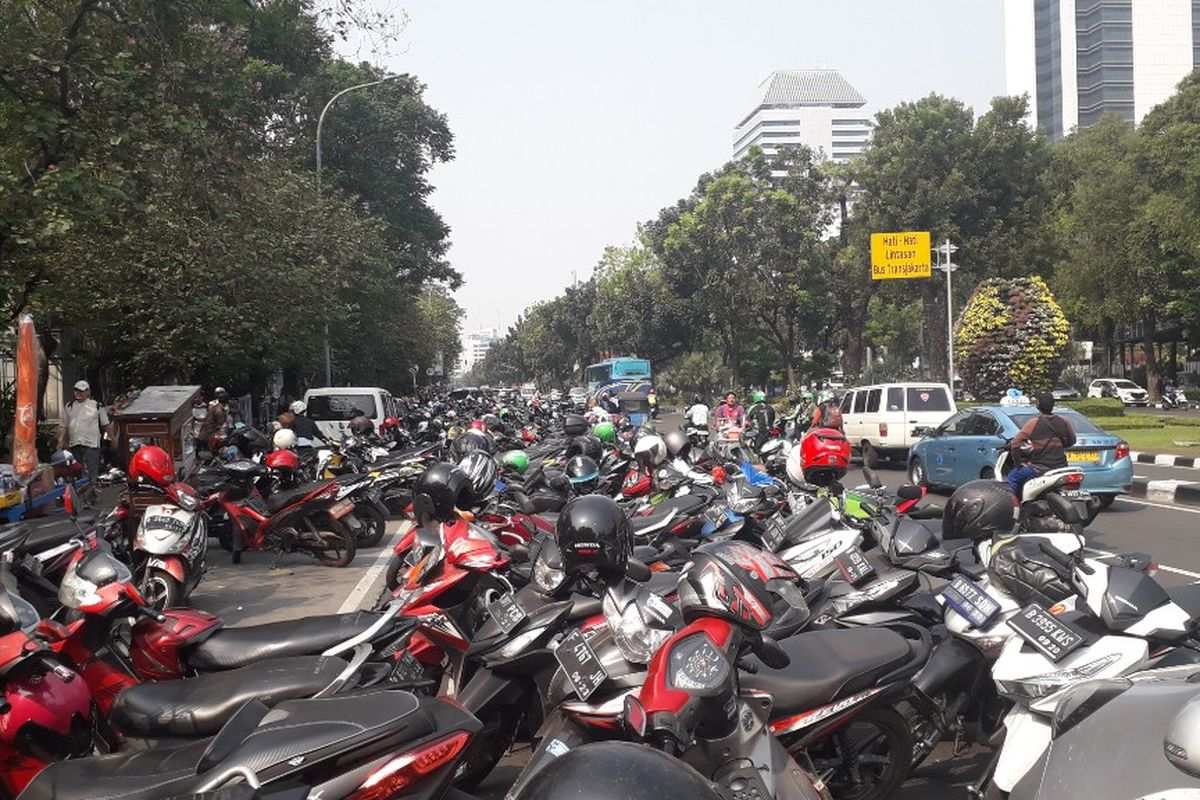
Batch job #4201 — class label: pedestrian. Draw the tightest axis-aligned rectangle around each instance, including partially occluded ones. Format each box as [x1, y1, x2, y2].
[58, 380, 112, 506]
[712, 392, 745, 427]
[1008, 392, 1076, 497]
[208, 387, 237, 433]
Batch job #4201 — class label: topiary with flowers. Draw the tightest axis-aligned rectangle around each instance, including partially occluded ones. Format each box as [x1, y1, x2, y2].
[955, 276, 1071, 400]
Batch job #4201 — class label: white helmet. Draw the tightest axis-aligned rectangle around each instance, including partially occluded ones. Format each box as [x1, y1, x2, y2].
[634, 434, 667, 467]
[785, 444, 806, 487]
[289, 400, 306, 415]
[273, 428, 298, 451]
[663, 430, 689, 458]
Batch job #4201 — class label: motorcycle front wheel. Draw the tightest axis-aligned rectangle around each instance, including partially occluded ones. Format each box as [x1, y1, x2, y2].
[352, 503, 387, 548]
[801, 706, 912, 800]
[142, 567, 184, 610]
[303, 512, 357, 567]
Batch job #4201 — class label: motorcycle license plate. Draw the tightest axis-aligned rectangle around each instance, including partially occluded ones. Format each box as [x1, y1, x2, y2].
[555, 628, 608, 701]
[761, 516, 788, 552]
[941, 574, 1001, 630]
[833, 546, 876, 586]
[487, 592, 527, 634]
[329, 499, 355, 519]
[1007, 603, 1087, 662]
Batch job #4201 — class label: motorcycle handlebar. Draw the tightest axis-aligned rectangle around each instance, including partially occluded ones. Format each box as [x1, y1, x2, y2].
[1038, 540, 1094, 575]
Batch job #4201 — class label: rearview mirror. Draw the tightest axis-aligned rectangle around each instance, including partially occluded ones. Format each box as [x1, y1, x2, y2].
[913, 426, 933, 439]
[862, 467, 883, 489]
[625, 558, 651, 582]
[753, 633, 790, 670]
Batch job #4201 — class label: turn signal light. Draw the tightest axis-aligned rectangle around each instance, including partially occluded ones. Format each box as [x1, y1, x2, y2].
[350, 730, 472, 799]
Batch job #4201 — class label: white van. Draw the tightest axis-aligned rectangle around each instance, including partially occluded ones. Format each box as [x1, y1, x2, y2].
[302, 386, 398, 441]
[839, 382, 956, 468]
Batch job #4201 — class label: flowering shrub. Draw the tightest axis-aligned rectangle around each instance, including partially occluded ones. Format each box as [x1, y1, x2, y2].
[955, 277, 1070, 399]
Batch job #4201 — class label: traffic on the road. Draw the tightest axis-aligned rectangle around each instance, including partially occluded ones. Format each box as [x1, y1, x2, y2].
[5, 385, 1200, 800]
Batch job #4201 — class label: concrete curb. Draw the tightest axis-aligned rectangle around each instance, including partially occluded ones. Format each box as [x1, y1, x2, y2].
[1130, 477, 1200, 508]
[1131, 451, 1200, 469]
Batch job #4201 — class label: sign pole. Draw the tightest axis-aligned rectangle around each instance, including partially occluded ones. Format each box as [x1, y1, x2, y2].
[934, 239, 959, 386]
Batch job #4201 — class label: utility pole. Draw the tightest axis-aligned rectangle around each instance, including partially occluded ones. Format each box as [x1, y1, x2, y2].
[934, 239, 959, 386]
[315, 73, 403, 385]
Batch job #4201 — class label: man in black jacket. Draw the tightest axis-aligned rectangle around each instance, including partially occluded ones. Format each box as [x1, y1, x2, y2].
[1008, 392, 1076, 496]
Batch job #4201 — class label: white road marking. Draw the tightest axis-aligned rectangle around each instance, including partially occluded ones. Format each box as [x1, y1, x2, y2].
[337, 521, 412, 613]
[1115, 497, 1200, 515]
[1083, 545, 1200, 581]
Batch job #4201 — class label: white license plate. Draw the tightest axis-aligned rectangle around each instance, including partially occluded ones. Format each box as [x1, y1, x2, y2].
[329, 499, 356, 519]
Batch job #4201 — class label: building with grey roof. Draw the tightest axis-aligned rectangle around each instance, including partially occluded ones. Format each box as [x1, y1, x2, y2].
[732, 69, 872, 162]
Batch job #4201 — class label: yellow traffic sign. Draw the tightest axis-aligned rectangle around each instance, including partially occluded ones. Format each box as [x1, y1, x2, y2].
[870, 231, 932, 280]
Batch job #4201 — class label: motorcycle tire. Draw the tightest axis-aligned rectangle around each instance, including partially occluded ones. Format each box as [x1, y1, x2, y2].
[353, 503, 387, 548]
[452, 705, 522, 791]
[304, 512, 357, 567]
[801, 705, 912, 800]
[384, 551, 404, 592]
[142, 568, 184, 610]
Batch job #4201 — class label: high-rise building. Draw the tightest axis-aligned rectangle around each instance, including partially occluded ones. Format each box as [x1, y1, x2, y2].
[457, 327, 499, 377]
[732, 69, 872, 162]
[1005, 0, 1199, 139]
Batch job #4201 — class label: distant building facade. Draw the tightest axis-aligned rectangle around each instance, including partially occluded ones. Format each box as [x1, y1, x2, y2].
[457, 327, 499, 377]
[733, 69, 872, 162]
[1005, 0, 1199, 139]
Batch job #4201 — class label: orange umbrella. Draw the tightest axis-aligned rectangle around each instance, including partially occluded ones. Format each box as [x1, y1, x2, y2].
[12, 314, 39, 482]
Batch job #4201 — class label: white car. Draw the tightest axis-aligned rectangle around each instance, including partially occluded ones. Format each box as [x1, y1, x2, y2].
[1087, 378, 1148, 406]
[840, 382, 957, 468]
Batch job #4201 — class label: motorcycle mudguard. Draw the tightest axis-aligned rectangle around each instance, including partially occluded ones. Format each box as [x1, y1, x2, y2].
[146, 556, 186, 584]
[912, 636, 987, 698]
[506, 712, 599, 800]
[993, 707, 1050, 792]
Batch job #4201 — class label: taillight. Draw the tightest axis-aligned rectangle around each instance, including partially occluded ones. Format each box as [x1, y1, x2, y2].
[879, 422, 888, 438]
[1115, 441, 1130, 461]
[350, 730, 472, 800]
[1064, 472, 1083, 487]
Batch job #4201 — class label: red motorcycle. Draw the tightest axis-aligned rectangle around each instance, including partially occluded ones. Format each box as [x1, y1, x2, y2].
[203, 460, 357, 566]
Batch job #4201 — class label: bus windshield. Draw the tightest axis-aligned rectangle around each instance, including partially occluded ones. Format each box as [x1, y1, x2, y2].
[585, 357, 653, 392]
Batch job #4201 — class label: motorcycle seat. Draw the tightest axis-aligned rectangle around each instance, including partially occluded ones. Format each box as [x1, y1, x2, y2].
[0, 519, 79, 556]
[188, 611, 387, 670]
[17, 691, 430, 800]
[265, 481, 331, 513]
[740, 628, 914, 717]
[630, 511, 676, 535]
[109, 655, 347, 738]
[1168, 583, 1200, 619]
[651, 495, 706, 515]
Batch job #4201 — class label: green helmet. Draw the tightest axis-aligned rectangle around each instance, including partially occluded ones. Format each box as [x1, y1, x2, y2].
[752, 390, 766, 403]
[593, 420, 616, 442]
[501, 450, 529, 474]
[801, 390, 814, 402]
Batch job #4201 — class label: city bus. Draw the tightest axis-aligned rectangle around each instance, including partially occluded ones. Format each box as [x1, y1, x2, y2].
[584, 357, 653, 396]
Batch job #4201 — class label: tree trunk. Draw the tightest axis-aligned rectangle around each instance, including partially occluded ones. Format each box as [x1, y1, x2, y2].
[923, 284, 948, 382]
[1101, 317, 1115, 377]
[841, 288, 874, 380]
[1143, 312, 1161, 401]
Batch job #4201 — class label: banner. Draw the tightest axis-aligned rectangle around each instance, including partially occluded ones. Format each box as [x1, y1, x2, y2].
[12, 314, 39, 481]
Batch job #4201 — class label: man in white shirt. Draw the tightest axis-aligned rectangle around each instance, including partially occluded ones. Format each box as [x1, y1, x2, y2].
[685, 395, 709, 428]
[58, 380, 113, 505]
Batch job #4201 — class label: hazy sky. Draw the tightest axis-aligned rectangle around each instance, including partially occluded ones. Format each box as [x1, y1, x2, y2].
[351, 1, 1006, 334]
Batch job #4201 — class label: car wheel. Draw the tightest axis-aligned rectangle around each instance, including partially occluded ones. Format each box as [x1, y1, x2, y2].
[980, 467, 995, 480]
[908, 458, 928, 488]
[1098, 494, 1116, 509]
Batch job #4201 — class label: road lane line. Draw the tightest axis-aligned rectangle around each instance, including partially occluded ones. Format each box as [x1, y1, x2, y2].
[1083, 546, 1200, 581]
[338, 521, 412, 613]
[1115, 497, 1200, 515]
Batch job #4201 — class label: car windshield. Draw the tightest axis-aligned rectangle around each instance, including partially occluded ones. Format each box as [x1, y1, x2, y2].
[1111, 380, 1142, 390]
[906, 387, 952, 412]
[306, 394, 378, 421]
[1008, 411, 1105, 436]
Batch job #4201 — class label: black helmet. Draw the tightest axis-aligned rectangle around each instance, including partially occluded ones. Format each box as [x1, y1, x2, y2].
[459, 451, 499, 503]
[677, 541, 796, 631]
[565, 455, 600, 494]
[563, 413, 588, 437]
[483, 413, 502, 432]
[416, 462, 475, 521]
[565, 434, 602, 462]
[556, 495, 631, 578]
[514, 741, 723, 800]
[943, 479, 1017, 541]
[450, 428, 494, 460]
[348, 415, 374, 436]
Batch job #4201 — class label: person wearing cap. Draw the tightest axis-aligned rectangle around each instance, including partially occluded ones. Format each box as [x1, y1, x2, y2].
[1008, 392, 1077, 496]
[287, 399, 325, 453]
[58, 380, 112, 505]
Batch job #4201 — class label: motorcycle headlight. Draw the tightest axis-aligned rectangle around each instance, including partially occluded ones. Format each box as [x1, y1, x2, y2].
[58, 568, 102, 610]
[603, 593, 672, 664]
[996, 653, 1122, 700]
[532, 556, 567, 595]
[175, 492, 199, 512]
[667, 632, 729, 692]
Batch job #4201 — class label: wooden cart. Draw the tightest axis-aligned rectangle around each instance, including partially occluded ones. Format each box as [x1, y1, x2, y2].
[113, 385, 203, 524]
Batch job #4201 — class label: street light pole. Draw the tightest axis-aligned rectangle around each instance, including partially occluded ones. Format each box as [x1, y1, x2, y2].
[315, 73, 403, 385]
[934, 239, 959, 386]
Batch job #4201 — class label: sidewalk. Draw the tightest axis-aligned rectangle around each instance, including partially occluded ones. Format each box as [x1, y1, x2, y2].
[1131, 451, 1200, 469]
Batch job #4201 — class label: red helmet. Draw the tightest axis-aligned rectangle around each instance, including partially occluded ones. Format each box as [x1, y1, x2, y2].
[380, 416, 401, 432]
[128, 445, 175, 486]
[265, 449, 300, 472]
[467, 419, 488, 432]
[797, 427, 850, 486]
